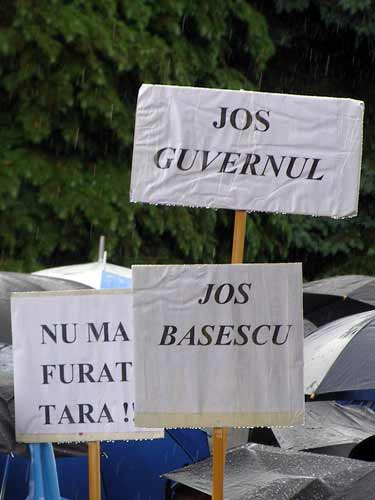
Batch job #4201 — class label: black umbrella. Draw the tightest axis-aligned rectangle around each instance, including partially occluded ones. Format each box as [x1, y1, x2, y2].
[273, 401, 375, 459]
[303, 275, 375, 327]
[248, 401, 375, 460]
[304, 310, 375, 400]
[165, 443, 375, 500]
[0, 271, 90, 344]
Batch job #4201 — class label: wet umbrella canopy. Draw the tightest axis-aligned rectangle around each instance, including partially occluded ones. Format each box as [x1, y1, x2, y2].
[303, 275, 375, 327]
[305, 310, 375, 398]
[34, 261, 132, 290]
[273, 401, 375, 456]
[165, 443, 375, 500]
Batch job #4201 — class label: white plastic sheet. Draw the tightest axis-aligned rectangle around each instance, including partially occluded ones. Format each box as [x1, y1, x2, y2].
[133, 264, 304, 428]
[11, 289, 163, 442]
[130, 84, 364, 218]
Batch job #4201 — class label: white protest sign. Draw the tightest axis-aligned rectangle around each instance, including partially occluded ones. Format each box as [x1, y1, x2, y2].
[130, 84, 364, 218]
[11, 289, 163, 443]
[133, 264, 304, 428]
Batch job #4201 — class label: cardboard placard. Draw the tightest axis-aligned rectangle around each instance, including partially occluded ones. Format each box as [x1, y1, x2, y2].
[133, 264, 304, 428]
[11, 289, 163, 442]
[130, 84, 363, 218]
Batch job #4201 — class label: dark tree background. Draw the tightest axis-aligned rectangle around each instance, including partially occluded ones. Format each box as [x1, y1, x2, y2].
[0, 0, 373, 279]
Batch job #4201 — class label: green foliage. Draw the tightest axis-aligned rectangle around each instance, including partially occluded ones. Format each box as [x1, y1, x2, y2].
[275, 0, 311, 13]
[0, 0, 374, 280]
[250, 0, 375, 278]
[0, 0, 273, 271]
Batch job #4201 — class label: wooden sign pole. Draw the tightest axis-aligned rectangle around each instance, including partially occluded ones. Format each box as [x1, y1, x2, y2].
[88, 441, 101, 500]
[212, 210, 247, 500]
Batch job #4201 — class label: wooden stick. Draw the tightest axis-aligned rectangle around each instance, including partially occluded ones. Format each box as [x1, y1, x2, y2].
[212, 427, 228, 500]
[212, 210, 247, 500]
[88, 441, 101, 500]
[231, 211, 247, 264]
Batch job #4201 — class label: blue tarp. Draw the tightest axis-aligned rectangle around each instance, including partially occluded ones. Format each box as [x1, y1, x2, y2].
[0, 430, 209, 499]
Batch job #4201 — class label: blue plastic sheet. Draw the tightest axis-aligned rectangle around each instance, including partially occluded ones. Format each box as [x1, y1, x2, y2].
[100, 271, 132, 289]
[26, 444, 62, 500]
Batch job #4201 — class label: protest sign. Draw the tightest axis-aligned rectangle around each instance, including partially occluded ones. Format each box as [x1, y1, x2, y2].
[133, 263, 304, 428]
[11, 289, 163, 443]
[130, 84, 364, 218]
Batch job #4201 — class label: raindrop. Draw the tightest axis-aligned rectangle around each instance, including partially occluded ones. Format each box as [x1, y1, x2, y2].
[258, 72, 263, 90]
[324, 55, 330, 77]
[74, 127, 80, 149]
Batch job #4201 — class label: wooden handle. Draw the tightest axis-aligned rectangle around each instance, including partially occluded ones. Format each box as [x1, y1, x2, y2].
[212, 210, 247, 500]
[231, 210, 247, 264]
[212, 427, 228, 500]
[88, 441, 101, 500]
